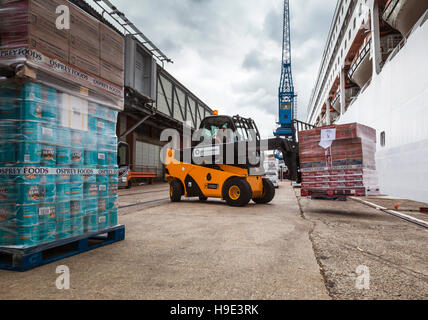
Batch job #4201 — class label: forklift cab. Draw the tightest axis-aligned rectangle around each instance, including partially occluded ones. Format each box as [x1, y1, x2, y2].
[166, 114, 275, 207]
[198, 116, 237, 144]
[166, 113, 306, 206]
[197, 115, 261, 145]
[192, 115, 263, 169]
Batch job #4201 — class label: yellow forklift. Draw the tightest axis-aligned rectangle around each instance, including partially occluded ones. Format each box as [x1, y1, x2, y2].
[165, 113, 306, 207]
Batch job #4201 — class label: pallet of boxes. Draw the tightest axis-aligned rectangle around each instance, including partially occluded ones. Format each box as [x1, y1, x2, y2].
[0, 0, 125, 271]
[299, 123, 380, 198]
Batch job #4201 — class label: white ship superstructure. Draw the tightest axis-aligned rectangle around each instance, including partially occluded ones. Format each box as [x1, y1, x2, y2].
[306, 0, 428, 203]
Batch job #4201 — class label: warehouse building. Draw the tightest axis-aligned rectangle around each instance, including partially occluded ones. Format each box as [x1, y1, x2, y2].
[73, 0, 213, 182]
[118, 58, 213, 181]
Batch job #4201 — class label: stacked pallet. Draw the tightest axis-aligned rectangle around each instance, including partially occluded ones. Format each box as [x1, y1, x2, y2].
[0, 0, 123, 247]
[0, 0, 124, 85]
[299, 123, 380, 197]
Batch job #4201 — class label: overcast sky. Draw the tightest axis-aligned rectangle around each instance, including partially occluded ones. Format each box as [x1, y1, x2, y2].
[115, 0, 337, 138]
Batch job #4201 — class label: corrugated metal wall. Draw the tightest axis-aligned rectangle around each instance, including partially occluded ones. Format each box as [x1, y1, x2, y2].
[135, 141, 163, 177]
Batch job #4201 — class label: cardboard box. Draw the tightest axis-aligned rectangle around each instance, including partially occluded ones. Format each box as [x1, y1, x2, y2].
[70, 5, 99, 57]
[29, 34, 69, 61]
[100, 59, 124, 86]
[70, 32, 99, 57]
[99, 23, 124, 70]
[0, 1, 28, 26]
[31, 0, 67, 17]
[1, 0, 68, 26]
[1, 27, 69, 62]
[0, 0, 124, 106]
[0, 0, 69, 62]
[69, 46, 100, 76]
[29, 11, 69, 40]
[299, 123, 377, 145]
[299, 137, 376, 169]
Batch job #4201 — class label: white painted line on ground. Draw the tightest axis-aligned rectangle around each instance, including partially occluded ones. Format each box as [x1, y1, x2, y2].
[350, 197, 428, 229]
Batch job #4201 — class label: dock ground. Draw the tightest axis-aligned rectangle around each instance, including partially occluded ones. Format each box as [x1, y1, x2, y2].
[0, 183, 426, 300]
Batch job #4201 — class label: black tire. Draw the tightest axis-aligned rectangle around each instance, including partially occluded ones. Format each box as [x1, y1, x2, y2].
[199, 196, 208, 201]
[170, 180, 183, 202]
[223, 178, 252, 207]
[253, 178, 276, 204]
[126, 179, 132, 189]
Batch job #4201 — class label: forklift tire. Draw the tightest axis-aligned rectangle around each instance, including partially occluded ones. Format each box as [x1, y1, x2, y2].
[170, 180, 183, 202]
[199, 196, 208, 201]
[223, 178, 252, 207]
[126, 179, 132, 189]
[253, 178, 276, 204]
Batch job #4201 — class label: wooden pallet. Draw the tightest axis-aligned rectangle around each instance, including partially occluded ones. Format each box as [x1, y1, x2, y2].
[311, 196, 348, 201]
[0, 225, 125, 272]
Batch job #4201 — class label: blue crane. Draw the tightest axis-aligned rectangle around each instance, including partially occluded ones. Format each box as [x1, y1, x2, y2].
[275, 0, 296, 139]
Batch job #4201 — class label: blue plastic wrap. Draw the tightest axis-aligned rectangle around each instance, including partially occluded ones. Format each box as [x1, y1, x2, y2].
[0, 79, 119, 248]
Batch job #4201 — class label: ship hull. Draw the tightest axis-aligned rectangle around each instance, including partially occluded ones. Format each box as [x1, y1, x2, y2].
[338, 18, 428, 203]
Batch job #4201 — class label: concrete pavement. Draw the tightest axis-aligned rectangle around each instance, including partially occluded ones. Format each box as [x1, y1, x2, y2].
[297, 190, 428, 300]
[0, 182, 330, 300]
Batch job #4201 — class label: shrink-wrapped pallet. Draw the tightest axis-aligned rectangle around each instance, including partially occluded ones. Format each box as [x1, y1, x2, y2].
[0, 0, 124, 109]
[0, 79, 120, 247]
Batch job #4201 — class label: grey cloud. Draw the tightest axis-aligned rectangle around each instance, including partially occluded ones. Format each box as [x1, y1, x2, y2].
[235, 51, 280, 117]
[263, 9, 282, 44]
[242, 50, 264, 70]
[106, 0, 336, 137]
[159, 38, 183, 56]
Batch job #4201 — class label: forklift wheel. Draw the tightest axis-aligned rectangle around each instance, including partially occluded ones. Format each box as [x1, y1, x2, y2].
[170, 180, 183, 202]
[126, 179, 132, 189]
[253, 178, 276, 204]
[223, 178, 252, 207]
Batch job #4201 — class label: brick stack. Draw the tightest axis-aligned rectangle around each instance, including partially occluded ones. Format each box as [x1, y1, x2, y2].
[299, 123, 380, 197]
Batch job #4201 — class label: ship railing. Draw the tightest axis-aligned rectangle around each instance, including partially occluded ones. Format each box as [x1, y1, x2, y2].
[348, 38, 372, 79]
[331, 90, 340, 107]
[383, 0, 400, 22]
[386, 9, 428, 65]
[347, 78, 372, 111]
[291, 119, 315, 141]
[385, 36, 406, 64]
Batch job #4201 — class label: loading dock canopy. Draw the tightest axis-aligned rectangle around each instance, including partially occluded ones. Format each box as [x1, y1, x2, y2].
[73, 1, 212, 136]
[122, 66, 212, 138]
[156, 67, 212, 130]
